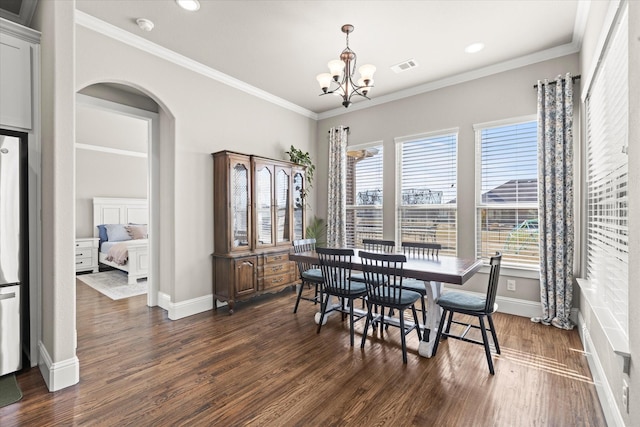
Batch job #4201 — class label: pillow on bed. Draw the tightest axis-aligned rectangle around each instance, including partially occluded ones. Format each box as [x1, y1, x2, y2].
[126, 224, 148, 240]
[104, 224, 132, 242]
[96, 224, 109, 242]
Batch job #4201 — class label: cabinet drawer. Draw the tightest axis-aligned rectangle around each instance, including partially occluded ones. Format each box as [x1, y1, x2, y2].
[75, 240, 95, 249]
[259, 272, 290, 290]
[264, 253, 288, 264]
[75, 257, 93, 268]
[262, 262, 290, 277]
[76, 248, 93, 258]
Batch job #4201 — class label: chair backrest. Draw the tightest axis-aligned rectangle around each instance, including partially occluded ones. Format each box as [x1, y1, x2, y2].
[292, 238, 317, 277]
[362, 239, 395, 253]
[316, 247, 354, 293]
[359, 251, 407, 303]
[484, 252, 502, 313]
[401, 241, 441, 258]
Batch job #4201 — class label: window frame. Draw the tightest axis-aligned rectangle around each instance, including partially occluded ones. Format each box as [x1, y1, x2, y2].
[394, 128, 459, 255]
[345, 140, 385, 248]
[474, 115, 539, 271]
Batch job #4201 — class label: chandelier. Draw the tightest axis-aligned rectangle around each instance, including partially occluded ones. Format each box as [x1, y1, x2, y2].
[316, 24, 376, 108]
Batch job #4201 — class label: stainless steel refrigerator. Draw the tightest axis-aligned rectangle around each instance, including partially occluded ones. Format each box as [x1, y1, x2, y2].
[0, 131, 24, 376]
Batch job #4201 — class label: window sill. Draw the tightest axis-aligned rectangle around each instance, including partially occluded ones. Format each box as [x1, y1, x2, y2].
[576, 278, 630, 374]
[479, 264, 539, 279]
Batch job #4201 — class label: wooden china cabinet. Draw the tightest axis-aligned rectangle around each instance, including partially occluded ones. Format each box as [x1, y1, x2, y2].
[212, 150, 306, 313]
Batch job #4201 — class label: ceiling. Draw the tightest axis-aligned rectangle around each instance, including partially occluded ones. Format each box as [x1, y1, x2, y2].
[75, 0, 585, 117]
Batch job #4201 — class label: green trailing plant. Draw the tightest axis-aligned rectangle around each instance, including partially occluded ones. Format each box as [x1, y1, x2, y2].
[305, 216, 327, 247]
[285, 145, 315, 201]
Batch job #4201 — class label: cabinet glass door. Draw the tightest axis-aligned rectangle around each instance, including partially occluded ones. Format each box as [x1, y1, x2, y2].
[293, 170, 305, 240]
[255, 164, 273, 246]
[275, 167, 291, 244]
[231, 162, 250, 249]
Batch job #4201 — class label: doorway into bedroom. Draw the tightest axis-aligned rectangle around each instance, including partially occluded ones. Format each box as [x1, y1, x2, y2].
[75, 83, 158, 307]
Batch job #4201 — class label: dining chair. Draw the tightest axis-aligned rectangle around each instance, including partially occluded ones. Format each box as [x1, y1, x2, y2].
[399, 241, 443, 338]
[351, 239, 395, 284]
[432, 252, 502, 374]
[362, 239, 395, 253]
[358, 251, 422, 363]
[291, 238, 323, 313]
[316, 247, 368, 347]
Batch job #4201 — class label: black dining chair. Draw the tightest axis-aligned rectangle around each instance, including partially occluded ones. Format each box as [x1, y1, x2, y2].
[399, 241, 443, 338]
[351, 239, 395, 284]
[359, 251, 422, 363]
[432, 252, 502, 374]
[316, 247, 368, 347]
[292, 238, 323, 313]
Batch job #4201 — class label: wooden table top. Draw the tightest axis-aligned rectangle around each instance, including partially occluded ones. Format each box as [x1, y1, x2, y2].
[289, 249, 483, 285]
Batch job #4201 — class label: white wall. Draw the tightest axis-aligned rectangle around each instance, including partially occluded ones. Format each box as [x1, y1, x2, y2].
[316, 54, 579, 303]
[75, 25, 317, 304]
[75, 99, 149, 238]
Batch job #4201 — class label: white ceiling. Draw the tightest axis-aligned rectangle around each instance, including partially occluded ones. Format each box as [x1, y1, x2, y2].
[75, 0, 585, 116]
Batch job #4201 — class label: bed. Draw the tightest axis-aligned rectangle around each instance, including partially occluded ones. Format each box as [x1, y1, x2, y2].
[93, 197, 149, 284]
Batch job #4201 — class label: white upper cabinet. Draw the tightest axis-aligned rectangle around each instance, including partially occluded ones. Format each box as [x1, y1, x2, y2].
[0, 19, 39, 130]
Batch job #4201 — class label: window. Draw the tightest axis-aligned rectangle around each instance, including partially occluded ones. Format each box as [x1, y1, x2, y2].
[346, 144, 383, 247]
[475, 118, 538, 268]
[396, 131, 457, 255]
[585, 6, 628, 336]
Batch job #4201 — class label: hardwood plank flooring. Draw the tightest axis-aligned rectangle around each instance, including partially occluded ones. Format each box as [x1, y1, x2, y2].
[0, 280, 606, 426]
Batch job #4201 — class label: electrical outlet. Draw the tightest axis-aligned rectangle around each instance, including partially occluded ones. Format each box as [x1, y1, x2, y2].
[623, 380, 630, 413]
[507, 279, 516, 291]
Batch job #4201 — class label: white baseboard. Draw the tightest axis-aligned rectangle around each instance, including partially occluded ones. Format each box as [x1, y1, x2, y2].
[577, 311, 625, 427]
[157, 292, 214, 320]
[38, 341, 79, 392]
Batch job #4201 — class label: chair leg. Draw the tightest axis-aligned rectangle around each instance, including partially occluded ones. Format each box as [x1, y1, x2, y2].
[317, 292, 329, 335]
[399, 309, 408, 364]
[361, 301, 373, 349]
[411, 305, 422, 341]
[293, 281, 305, 313]
[432, 308, 449, 356]
[478, 316, 495, 375]
[443, 310, 454, 338]
[349, 299, 355, 347]
[487, 314, 500, 354]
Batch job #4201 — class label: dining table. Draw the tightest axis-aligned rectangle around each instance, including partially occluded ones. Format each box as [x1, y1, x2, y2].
[288, 249, 484, 358]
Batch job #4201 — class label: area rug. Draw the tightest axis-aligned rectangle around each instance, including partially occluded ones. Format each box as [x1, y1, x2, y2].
[0, 374, 23, 408]
[77, 270, 147, 300]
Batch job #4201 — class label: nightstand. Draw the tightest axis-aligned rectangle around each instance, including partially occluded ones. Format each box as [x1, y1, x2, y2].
[75, 237, 99, 273]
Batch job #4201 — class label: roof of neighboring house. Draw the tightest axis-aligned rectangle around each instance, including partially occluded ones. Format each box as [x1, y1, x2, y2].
[481, 179, 538, 203]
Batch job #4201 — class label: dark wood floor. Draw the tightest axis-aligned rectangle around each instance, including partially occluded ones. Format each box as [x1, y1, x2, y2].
[1, 280, 605, 426]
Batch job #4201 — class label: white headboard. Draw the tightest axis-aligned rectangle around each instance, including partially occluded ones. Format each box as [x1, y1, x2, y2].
[93, 197, 148, 238]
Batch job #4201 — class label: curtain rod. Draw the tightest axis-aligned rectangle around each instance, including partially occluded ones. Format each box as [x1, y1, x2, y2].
[328, 126, 350, 133]
[533, 75, 581, 89]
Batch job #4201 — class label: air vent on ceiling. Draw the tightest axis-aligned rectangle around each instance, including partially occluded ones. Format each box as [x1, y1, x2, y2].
[391, 58, 419, 74]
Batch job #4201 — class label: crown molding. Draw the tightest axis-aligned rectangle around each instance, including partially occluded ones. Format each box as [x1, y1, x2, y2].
[317, 41, 580, 120]
[74, 10, 318, 120]
[0, 16, 40, 43]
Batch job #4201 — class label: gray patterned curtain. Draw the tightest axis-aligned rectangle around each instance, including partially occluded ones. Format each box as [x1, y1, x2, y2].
[532, 73, 575, 330]
[327, 126, 348, 247]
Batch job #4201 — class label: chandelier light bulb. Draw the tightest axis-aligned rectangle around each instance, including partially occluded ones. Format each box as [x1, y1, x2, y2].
[328, 59, 345, 80]
[358, 64, 376, 83]
[316, 73, 333, 93]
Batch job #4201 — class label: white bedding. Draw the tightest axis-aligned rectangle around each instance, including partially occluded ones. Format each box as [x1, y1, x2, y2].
[101, 239, 149, 254]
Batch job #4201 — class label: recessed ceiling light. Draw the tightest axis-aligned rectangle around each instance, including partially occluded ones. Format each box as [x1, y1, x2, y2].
[464, 42, 485, 53]
[176, 0, 200, 11]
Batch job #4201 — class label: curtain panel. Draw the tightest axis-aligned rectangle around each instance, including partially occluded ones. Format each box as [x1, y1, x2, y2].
[327, 126, 348, 248]
[532, 73, 575, 330]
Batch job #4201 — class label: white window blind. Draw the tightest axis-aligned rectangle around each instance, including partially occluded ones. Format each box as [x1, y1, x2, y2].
[585, 6, 628, 336]
[475, 119, 539, 268]
[396, 132, 457, 255]
[346, 144, 383, 247]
